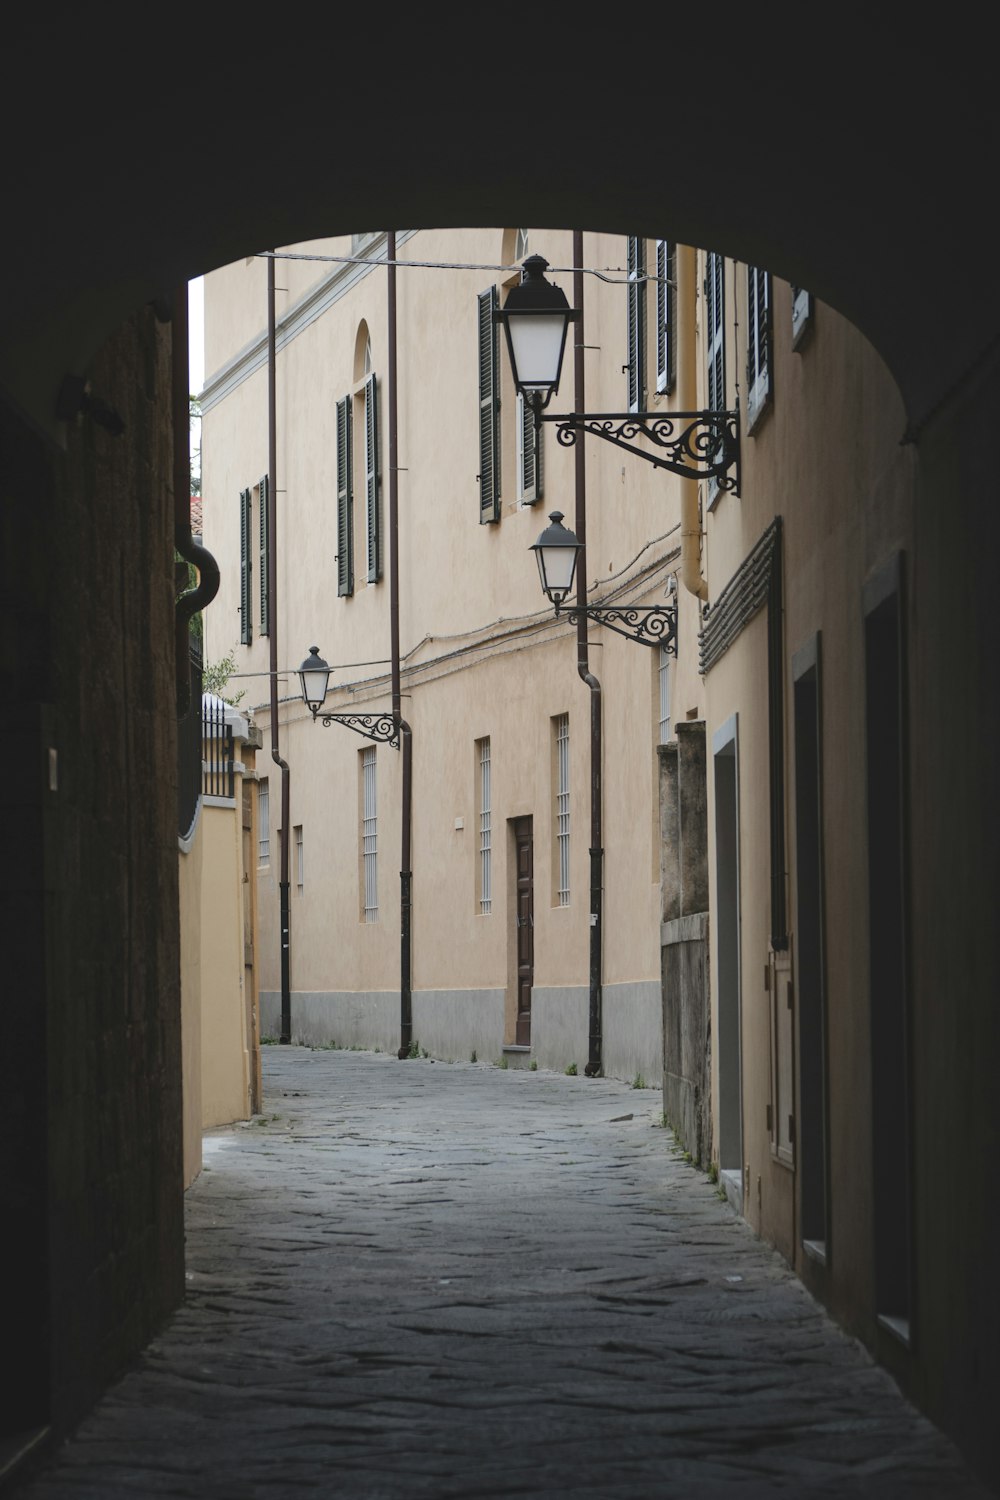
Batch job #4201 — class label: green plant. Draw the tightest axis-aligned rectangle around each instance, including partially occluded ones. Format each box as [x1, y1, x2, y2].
[565, 1062, 578, 1076]
[498, 1055, 509, 1070]
[260, 1035, 279, 1046]
[470, 1049, 478, 1064]
[420, 1045, 431, 1059]
[530, 1059, 538, 1071]
[632, 1073, 646, 1090]
[203, 647, 246, 706]
[407, 1040, 420, 1060]
[708, 1161, 719, 1184]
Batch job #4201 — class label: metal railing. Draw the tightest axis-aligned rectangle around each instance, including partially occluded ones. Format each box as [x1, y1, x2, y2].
[202, 694, 235, 799]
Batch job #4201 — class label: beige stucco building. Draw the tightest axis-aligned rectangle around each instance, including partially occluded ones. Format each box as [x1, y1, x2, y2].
[202, 227, 700, 1083]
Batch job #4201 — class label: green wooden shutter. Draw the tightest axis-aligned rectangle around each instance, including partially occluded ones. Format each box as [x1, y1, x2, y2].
[336, 395, 354, 597]
[478, 287, 501, 523]
[706, 251, 725, 415]
[259, 473, 270, 636]
[627, 236, 646, 412]
[239, 486, 252, 645]
[656, 240, 675, 394]
[364, 373, 381, 582]
[746, 265, 772, 425]
[517, 392, 543, 504]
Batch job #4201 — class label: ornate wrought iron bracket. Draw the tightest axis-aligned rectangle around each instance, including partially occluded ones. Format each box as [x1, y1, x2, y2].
[540, 409, 740, 493]
[312, 709, 400, 746]
[557, 600, 677, 652]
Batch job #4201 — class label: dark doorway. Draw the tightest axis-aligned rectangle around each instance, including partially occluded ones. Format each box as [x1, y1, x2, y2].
[513, 817, 534, 1047]
[713, 718, 743, 1206]
[864, 554, 913, 1340]
[793, 635, 830, 1262]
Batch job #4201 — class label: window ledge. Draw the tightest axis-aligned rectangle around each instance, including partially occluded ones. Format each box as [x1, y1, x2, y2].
[877, 1313, 912, 1348]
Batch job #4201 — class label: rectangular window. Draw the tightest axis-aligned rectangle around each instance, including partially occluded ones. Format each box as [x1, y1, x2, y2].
[658, 644, 672, 743]
[791, 285, 813, 350]
[336, 394, 354, 596]
[363, 372, 381, 582]
[705, 252, 726, 506]
[626, 236, 646, 413]
[258, 474, 270, 636]
[477, 736, 492, 915]
[361, 745, 378, 922]
[258, 778, 270, 864]
[516, 392, 543, 505]
[655, 240, 676, 395]
[478, 286, 501, 523]
[746, 264, 772, 430]
[239, 486, 253, 645]
[294, 824, 304, 889]
[554, 713, 570, 906]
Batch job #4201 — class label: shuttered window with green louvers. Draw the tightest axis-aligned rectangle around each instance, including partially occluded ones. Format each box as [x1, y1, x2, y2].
[655, 240, 676, 395]
[627, 236, 646, 413]
[746, 264, 772, 430]
[240, 486, 252, 645]
[364, 372, 381, 582]
[478, 286, 501, 523]
[517, 392, 543, 505]
[259, 473, 270, 636]
[705, 252, 726, 506]
[336, 394, 354, 596]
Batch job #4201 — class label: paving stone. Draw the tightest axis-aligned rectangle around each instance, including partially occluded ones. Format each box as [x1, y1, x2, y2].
[15, 1048, 993, 1499]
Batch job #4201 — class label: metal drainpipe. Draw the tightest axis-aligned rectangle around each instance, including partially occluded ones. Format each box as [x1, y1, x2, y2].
[267, 251, 293, 1044]
[677, 243, 708, 602]
[387, 231, 414, 1060]
[173, 283, 219, 717]
[572, 230, 604, 1079]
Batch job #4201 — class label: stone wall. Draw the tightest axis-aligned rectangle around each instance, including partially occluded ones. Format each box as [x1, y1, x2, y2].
[1, 305, 185, 1447]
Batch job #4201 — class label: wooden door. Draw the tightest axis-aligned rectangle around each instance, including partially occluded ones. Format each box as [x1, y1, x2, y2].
[514, 817, 534, 1046]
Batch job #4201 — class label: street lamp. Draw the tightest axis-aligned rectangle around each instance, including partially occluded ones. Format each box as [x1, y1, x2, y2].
[494, 255, 577, 411]
[497, 259, 739, 493]
[531, 513, 677, 653]
[298, 645, 331, 715]
[297, 645, 399, 744]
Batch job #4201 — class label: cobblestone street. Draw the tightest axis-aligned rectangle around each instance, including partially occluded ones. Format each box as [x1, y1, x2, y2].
[17, 1048, 993, 1499]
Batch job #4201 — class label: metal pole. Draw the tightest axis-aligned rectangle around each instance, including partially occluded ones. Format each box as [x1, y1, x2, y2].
[268, 251, 292, 1044]
[387, 230, 414, 1059]
[572, 230, 604, 1078]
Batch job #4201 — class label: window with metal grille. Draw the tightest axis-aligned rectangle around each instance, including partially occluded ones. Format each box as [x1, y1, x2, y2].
[239, 486, 252, 644]
[294, 824, 304, 889]
[258, 779, 270, 864]
[477, 737, 492, 915]
[478, 286, 501, 523]
[655, 240, 676, 395]
[705, 252, 726, 506]
[626, 236, 646, 413]
[746, 264, 772, 430]
[336, 394, 354, 596]
[361, 746, 378, 922]
[516, 392, 543, 505]
[554, 713, 570, 906]
[658, 644, 672, 744]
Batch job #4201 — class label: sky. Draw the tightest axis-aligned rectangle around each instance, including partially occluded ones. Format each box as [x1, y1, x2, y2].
[188, 277, 205, 393]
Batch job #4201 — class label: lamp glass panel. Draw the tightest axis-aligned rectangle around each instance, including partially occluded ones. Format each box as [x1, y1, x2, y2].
[539, 542, 577, 597]
[300, 669, 328, 709]
[509, 314, 568, 390]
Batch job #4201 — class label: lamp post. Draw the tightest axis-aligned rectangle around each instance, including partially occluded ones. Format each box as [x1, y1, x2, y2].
[531, 513, 677, 652]
[297, 646, 400, 744]
[498, 258, 739, 494]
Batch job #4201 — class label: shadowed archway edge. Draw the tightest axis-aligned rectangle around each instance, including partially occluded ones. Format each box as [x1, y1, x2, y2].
[1, 21, 995, 440]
